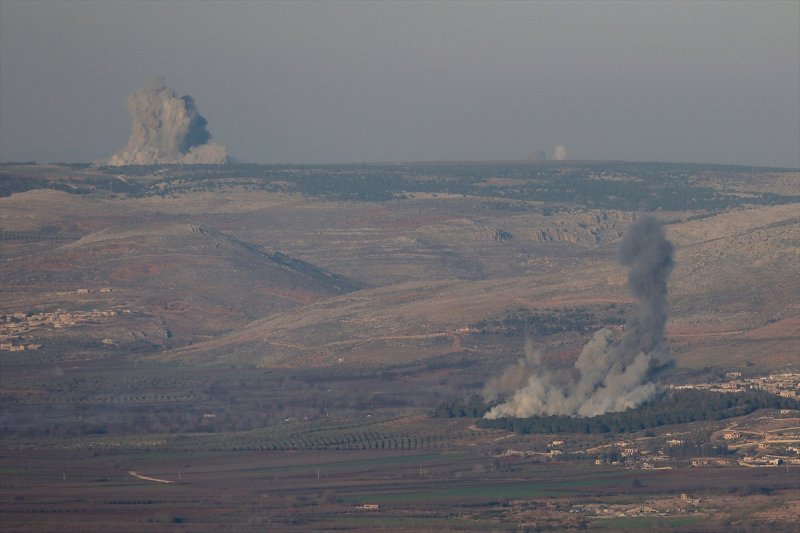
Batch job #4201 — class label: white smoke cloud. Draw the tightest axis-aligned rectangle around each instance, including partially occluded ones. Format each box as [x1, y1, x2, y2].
[553, 145, 567, 161]
[485, 216, 674, 419]
[108, 78, 228, 166]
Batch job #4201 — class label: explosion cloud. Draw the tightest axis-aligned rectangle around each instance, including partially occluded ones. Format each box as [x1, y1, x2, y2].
[108, 78, 228, 166]
[553, 145, 567, 161]
[484, 216, 674, 419]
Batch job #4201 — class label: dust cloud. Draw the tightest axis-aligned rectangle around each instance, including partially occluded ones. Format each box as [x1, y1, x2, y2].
[485, 216, 674, 419]
[108, 78, 228, 166]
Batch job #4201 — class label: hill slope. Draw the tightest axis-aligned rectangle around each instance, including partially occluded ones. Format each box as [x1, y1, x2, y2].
[162, 204, 800, 370]
[1, 219, 363, 348]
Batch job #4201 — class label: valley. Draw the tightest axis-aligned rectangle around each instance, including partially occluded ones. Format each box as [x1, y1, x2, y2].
[1, 160, 798, 530]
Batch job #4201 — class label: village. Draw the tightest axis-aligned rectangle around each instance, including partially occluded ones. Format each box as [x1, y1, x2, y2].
[671, 371, 800, 399]
[570, 492, 706, 519]
[492, 386, 800, 473]
[0, 290, 128, 351]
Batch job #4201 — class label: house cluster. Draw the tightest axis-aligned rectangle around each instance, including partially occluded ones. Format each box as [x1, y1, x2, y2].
[570, 493, 702, 517]
[0, 307, 128, 351]
[504, 438, 682, 469]
[496, 447, 563, 459]
[671, 371, 800, 398]
[496, 440, 566, 459]
[747, 373, 799, 398]
[494, 423, 800, 471]
[717, 428, 800, 466]
[739, 455, 784, 467]
[0, 341, 41, 352]
[691, 458, 732, 468]
[722, 430, 741, 440]
[74, 287, 114, 294]
[592, 439, 678, 469]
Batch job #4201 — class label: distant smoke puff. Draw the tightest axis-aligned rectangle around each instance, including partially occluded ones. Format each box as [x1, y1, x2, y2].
[484, 216, 674, 419]
[108, 78, 228, 166]
[553, 145, 567, 161]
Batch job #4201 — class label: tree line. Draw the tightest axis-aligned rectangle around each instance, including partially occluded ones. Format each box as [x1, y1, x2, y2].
[436, 389, 799, 434]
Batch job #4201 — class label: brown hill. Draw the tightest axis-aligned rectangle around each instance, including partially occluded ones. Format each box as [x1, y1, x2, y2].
[162, 204, 799, 370]
[1, 165, 797, 371]
[1, 220, 363, 346]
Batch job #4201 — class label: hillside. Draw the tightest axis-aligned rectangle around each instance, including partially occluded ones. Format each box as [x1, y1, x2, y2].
[1, 161, 797, 370]
[2, 161, 799, 532]
[0, 195, 363, 352]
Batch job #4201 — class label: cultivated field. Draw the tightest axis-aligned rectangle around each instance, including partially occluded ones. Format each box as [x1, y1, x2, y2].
[1, 161, 798, 530]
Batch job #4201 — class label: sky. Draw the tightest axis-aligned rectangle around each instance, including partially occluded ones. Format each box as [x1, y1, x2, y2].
[1, 0, 798, 167]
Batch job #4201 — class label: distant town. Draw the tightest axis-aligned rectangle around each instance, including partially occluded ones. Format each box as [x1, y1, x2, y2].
[0, 291, 127, 351]
[486, 371, 800, 473]
[672, 371, 799, 399]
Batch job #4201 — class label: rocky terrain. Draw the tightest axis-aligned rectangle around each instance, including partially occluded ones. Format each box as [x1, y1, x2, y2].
[3, 161, 799, 532]
[1, 161, 797, 371]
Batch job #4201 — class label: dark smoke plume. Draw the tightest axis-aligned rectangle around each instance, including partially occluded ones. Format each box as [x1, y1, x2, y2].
[109, 78, 228, 166]
[485, 216, 674, 418]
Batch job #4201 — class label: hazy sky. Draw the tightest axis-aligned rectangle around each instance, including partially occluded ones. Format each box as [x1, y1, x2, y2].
[1, 0, 798, 167]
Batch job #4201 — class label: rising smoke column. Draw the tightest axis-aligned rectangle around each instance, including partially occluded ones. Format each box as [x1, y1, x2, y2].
[484, 216, 674, 419]
[108, 78, 228, 166]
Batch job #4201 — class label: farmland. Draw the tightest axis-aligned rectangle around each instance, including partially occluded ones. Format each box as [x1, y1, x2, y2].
[1, 161, 799, 530]
[3, 444, 798, 531]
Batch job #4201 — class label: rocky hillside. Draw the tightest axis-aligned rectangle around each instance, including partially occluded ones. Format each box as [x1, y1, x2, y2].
[1, 162, 797, 370]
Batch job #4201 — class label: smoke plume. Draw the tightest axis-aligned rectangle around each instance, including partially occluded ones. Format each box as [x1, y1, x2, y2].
[108, 78, 228, 166]
[484, 216, 674, 419]
[553, 145, 567, 161]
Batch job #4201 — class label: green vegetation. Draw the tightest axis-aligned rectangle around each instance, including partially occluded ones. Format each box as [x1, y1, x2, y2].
[4, 161, 797, 210]
[357, 482, 554, 502]
[146, 161, 800, 210]
[435, 394, 492, 418]
[2, 160, 798, 531]
[0, 356, 478, 449]
[437, 390, 800, 435]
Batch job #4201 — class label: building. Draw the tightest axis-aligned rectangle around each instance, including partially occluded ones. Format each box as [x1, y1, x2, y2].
[681, 494, 701, 505]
